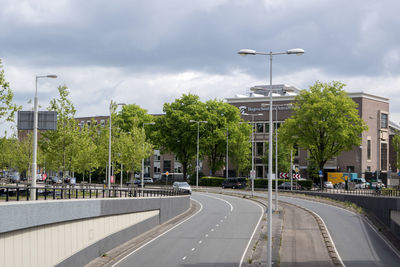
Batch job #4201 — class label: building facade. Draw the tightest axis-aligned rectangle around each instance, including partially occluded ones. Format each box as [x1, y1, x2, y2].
[226, 84, 390, 180]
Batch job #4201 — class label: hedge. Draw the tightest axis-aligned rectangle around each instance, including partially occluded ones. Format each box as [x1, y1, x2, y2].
[199, 177, 225, 186]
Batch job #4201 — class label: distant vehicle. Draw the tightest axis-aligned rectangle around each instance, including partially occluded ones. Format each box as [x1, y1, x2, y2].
[355, 178, 368, 189]
[222, 178, 246, 189]
[172, 182, 192, 194]
[10, 173, 21, 183]
[278, 182, 301, 190]
[371, 179, 385, 189]
[324, 181, 334, 189]
[144, 178, 154, 183]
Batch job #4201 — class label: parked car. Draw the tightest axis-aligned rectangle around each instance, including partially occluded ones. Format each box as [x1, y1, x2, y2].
[10, 173, 21, 183]
[278, 182, 302, 190]
[172, 182, 192, 194]
[144, 178, 154, 183]
[354, 178, 368, 189]
[323, 181, 334, 189]
[371, 180, 385, 189]
[222, 178, 246, 189]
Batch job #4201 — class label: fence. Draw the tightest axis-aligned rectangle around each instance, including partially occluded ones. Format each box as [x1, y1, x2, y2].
[0, 185, 189, 202]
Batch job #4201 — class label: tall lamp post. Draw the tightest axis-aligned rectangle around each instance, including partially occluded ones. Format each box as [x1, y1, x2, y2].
[243, 113, 263, 196]
[226, 128, 229, 179]
[32, 74, 57, 200]
[238, 47, 304, 267]
[108, 102, 126, 190]
[142, 122, 155, 190]
[190, 120, 208, 188]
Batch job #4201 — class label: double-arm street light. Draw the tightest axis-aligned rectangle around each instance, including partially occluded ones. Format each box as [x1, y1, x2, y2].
[108, 102, 126, 190]
[242, 113, 263, 196]
[238, 47, 304, 267]
[190, 120, 208, 188]
[32, 74, 57, 200]
[141, 122, 155, 190]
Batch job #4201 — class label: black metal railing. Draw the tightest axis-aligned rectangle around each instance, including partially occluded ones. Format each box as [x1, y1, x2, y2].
[0, 185, 190, 202]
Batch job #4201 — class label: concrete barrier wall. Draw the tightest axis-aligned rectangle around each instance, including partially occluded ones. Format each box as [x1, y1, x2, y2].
[0, 195, 190, 267]
[298, 191, 400, 241]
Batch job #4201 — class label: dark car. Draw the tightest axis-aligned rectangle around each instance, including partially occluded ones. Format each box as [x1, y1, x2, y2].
[278, 182, 302, 190]
[222, 178, 247, 189]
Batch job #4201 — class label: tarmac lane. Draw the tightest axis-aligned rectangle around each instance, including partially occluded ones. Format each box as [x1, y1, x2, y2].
[112, 192, 264, 267]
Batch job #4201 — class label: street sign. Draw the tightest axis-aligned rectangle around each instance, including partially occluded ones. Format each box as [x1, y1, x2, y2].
[398, 172, 400, 177]
[17, 111, 57, 130]
[250, 170, 256, 180]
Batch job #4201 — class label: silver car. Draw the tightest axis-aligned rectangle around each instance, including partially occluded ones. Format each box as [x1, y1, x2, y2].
[172, 182, 192, 194]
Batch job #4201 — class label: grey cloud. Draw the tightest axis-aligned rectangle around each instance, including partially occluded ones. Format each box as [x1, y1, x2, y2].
[1, 0, 400, 80]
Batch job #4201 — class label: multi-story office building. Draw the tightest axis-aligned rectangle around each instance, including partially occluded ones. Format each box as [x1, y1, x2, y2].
[226, 84, 391, 180]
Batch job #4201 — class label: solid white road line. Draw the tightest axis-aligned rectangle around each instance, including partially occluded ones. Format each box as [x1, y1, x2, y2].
[203, 193, 234, 212]
[238, 200, 265, 267]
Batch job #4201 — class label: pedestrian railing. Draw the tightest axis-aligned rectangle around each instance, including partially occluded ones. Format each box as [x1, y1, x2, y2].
[0, 185, 190, 202]
[315, 188, 400, 197]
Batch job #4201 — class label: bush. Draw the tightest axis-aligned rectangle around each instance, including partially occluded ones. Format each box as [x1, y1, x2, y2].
[199, 177, 225, 187]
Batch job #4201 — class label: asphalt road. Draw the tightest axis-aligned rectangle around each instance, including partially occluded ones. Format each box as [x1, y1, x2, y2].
[112, 192, 264, 267]
[276, 194, 400, 267]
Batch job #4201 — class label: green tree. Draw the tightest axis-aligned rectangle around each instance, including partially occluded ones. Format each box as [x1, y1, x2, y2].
[0, 59, 20, 123]
[392, 132, 400, 171]
[40, 85, 79, 181]
[74, 122, 99, 182]
[262, 134, 292, 175]
[279, 81, 368, 180]
[228, 122, 252, 176]
[154, 94, 206, 181]
[202, 100, 244, 176]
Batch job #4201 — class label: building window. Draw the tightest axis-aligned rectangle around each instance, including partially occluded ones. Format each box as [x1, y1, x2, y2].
[381, 143, 388, 171]
[366, 166, 371, 172]
[265, 123, 269, 133]
[256, 142, 263, 156]
[381, 113, 388, 129]
[367, 139, 371, 160]
[256, 166, 263, 178]
[256, 123, 264, 133]
[346, 166, 354, 172]
[163, 160, 171, 172]
[100, 120, 105, 127]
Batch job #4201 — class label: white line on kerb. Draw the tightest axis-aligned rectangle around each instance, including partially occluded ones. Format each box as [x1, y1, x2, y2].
[239, 200, 264, 267]
[111, 198, 203, 267]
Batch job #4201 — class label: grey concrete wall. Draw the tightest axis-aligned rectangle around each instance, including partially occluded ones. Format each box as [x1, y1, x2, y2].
[0, 196, 190, 234]
[298, 191, 400, 241]
[0, 195, 190, 267]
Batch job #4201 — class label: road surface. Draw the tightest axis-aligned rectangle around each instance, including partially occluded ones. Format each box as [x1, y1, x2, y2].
[258, 192, 400, 267]
[113, 192, 264, 267]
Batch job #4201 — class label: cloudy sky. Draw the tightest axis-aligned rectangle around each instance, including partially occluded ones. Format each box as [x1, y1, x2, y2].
[1, 0, 400, 135]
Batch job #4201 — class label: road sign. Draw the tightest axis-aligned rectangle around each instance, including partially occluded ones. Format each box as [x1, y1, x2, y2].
[250, 170, 256, 180]
[398, 172, 400, 177]
[17, 111, 57, 130]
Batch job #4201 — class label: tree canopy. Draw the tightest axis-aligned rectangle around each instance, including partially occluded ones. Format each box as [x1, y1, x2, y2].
[279, 81, 368, 175]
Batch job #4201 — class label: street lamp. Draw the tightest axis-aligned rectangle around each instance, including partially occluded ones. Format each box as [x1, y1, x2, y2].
[238, 47, 304, 267]
[32, 74, 57, 200]
[142, 122, 155, 191]
[108, 102, 126, 190]
[226, 128, 229, 180]
[242, 113, 263, 197]
[190, 120, 208, 188]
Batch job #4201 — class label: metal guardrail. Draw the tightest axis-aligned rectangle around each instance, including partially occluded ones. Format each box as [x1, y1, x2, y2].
[0, 185, 190, 202]
[280, 188, 400, 197]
